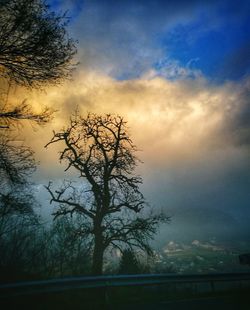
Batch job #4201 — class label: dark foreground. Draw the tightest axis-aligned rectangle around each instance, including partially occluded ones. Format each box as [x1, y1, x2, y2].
[114, 293, 250, 310]
[0, 288, 250, 310]
[1, 273, 250, 309]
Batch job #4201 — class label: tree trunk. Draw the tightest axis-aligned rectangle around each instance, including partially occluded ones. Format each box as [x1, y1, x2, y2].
[92, 230, 104, 275]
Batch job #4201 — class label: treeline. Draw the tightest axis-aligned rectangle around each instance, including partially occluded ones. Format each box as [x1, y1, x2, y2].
[0, 211, 173, 283]
[0, 211, 91, 283]
[0, 0, 80, 282]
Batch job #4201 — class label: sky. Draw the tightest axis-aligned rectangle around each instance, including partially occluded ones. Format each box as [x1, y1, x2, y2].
[17, 0, 250, 243]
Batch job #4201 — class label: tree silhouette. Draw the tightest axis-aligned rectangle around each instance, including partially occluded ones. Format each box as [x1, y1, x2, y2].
[0, 0, 77, 128]
[0, 135, 36, 218]
[0, 134, 41, 282]
[0, 0, 77, 191]
[45, 113, 169, 274]
[44, 215, 91, 277]
[0, 135, 35, 186]
[0, 0, 76, 87]
[118, 249, 141, 274]
[0, 1, 78, 281]
[0, 101, 53, 129]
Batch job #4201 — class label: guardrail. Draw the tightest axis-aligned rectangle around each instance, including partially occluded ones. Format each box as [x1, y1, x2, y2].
[0, 272, 250, 298]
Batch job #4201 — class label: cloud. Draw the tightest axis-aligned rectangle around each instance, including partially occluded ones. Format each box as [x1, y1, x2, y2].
[215, 78, 250, 147]
[15, 69, 249, 239]
[21, 71, 250, 169]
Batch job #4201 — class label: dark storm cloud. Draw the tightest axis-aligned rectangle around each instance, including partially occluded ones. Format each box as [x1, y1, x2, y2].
[219, 43, 250, 81]
[143, 148, 250, 243]
[223, 79, 250, 146]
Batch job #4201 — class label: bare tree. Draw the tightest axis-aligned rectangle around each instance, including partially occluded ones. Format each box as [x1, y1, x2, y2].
[0, 135, 43, 282]
[0, 134, 37, 230]
[0, 206, 42, 282]
[0, 0, 78, 281]
[0, 135, 36, 187]
[0, 0, 76, 194]
[45, 113, 169, 275]
[0, 133, 37, 250]
[0, 0, 77, 87]
[0, 0, 77, 127]
[0, 100, 53, 129]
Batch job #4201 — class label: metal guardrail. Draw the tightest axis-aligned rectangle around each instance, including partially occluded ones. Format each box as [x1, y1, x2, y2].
[0, 272, 250, 297]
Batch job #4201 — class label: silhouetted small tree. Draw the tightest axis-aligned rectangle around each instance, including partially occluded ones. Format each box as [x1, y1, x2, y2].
[118, 249, 141, 274]
[46, 113, 169, 275]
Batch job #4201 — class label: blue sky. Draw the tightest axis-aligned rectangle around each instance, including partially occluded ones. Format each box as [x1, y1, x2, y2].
[48, 0, 250, 81]
[160, 2, 250, 81]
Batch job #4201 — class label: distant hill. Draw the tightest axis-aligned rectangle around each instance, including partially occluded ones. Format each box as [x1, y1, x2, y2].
[154, 206, 249, 248]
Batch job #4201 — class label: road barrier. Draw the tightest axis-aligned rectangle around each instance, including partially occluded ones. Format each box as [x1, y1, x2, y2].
[0, 272, 250, 298]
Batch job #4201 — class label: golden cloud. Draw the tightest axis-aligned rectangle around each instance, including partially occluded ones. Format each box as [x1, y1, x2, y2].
[10, 71, 249, 179]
